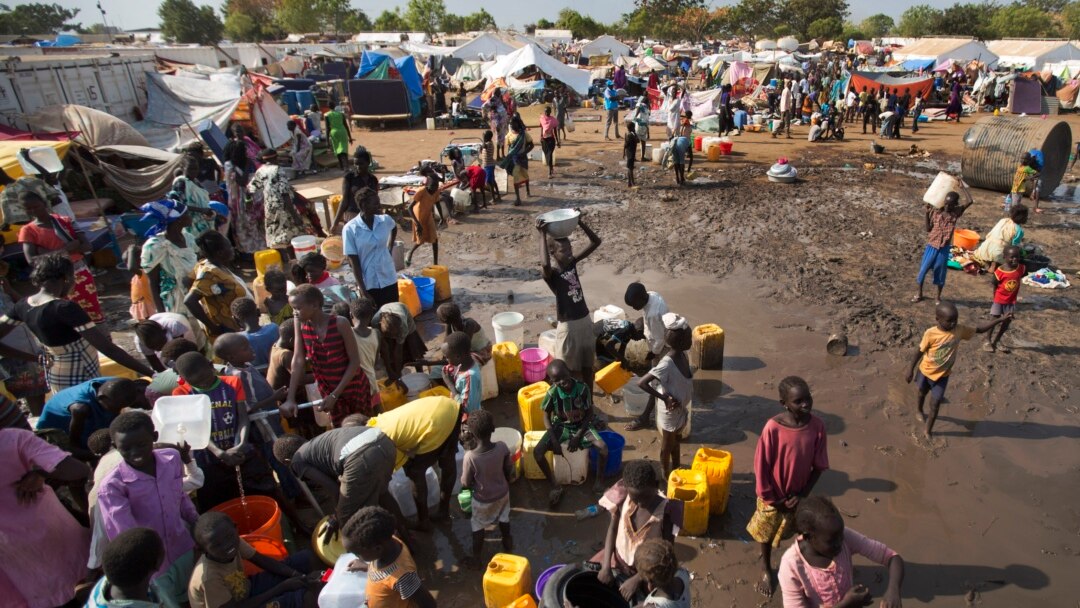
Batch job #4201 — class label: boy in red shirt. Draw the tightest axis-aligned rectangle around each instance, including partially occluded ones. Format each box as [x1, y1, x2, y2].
[986, 245, 1024, 353]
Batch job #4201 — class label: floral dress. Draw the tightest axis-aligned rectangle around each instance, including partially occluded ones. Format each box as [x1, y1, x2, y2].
[248, 164, 307, 249]
[225, 161, 266, 254]
[140, 232, 198, 315]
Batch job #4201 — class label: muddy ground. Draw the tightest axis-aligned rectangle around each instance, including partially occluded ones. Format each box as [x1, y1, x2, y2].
[83, 109, 1078, 606]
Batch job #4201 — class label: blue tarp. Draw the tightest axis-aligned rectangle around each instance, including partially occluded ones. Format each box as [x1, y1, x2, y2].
[901, 58, 935, 71]
[356, 51, 422, 118]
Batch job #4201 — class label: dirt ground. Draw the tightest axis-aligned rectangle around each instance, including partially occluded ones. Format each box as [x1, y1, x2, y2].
[87, 108, 1078, 606]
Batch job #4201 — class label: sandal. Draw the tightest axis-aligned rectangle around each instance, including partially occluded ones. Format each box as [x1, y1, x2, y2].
[548, 487, 564, 508]
[625, 418, 648, 432]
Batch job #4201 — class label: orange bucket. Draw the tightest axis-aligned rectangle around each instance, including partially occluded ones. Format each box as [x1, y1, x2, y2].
[210, 496, 284, 544]
[952, 229, 980, 250]
[241, 534, 288, 576]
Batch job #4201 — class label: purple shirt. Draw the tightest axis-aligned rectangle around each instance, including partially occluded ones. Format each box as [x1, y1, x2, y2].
[97, 448, 198, 577]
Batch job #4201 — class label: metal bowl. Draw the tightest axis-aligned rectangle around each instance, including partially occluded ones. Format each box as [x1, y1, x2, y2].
[538, 208, 581, 239]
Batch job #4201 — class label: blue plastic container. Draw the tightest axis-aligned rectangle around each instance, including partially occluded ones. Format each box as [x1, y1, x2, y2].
[590, 430, 625, 477]
[535, 564, 565, 600]
[412, 276, 436, 311]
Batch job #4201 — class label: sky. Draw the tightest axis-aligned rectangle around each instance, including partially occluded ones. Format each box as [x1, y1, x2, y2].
[50, 0, 956, 34]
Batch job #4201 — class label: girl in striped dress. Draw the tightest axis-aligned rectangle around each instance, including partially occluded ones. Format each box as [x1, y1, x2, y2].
[281, 284, 373, 427]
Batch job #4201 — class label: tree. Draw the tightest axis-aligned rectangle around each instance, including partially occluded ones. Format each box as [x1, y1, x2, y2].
[1063, 0, 1080, 38]
[373, 8, 407, 32]
[896, 4, 943, 36]
[440, 13, 464, 34]
[0, 3, 81, 34]
[670, 6, 724, 41]
[989, 3, 1056, 36]
[404, 0, 445, 35]
[342, 9, 372, 32]
[859, 13, 894, 37]
[88, 23, 121, 35]
[718, 0, 782, 42]
[1026, 0, 1068, 12]
[462, 9, 496, 31]
[807, 16, 843, 39]
[159, 0, 224, 44]
[937, 2, 998, 40]
[276, 0, 320, 33]
[221, 0, 279, 41]
[773, 24, 793, 37]
[841, 25, 867, 41]
[556, 8, 604, 39]
[784, 0, 848, 39]
[317, 0, 356, 34]
[536, 18, 555, 29]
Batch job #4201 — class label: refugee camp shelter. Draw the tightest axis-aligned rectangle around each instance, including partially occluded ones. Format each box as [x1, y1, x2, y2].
[482, 44, 592, 95]
[986, 39, 1080, 70]
[353, 32, 429, 45]
[534, 29, 573, 47]
[580, 35, 631, 59]
[350, 50, 424, 124]
[450, 32, 520, 61]
[890, 37, 997, 71]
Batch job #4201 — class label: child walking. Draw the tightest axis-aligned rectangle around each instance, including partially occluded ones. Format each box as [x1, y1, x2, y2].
[637, 315, 694, 476]
[779, 496, 905, 608]
[747, 376, 829, 599]
[341, 506, 437, 608]
[624, 122, 640, 188]
[906, 302, 1012, 438]
[913, 188, 973, 305]
[536, 359, 608, 507]
[986, 245, 1024, 353]
[461, 410, 512, 566]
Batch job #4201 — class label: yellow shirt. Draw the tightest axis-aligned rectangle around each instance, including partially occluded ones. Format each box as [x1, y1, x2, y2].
[918, 324, 976, 381]
[187, 538, 256, 608]
[370, 396, 460, 468]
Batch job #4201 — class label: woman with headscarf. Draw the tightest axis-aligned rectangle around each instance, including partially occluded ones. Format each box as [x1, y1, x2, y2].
[324, 104, 354, 170]
[139, 199, 198, 316]
[502, 116, 533, 205]
[974, 204, 1029, 273]
[169, 160, 216, 241]
[288, 121, 314, 175]
[945, 80, 963, 122]
[483, 89, 508, 159]
[224, 129, 266, 255]
[248, 149, 308, 260]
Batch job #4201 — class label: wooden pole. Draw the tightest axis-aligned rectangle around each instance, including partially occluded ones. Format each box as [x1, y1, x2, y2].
[58, 117, 107, 218]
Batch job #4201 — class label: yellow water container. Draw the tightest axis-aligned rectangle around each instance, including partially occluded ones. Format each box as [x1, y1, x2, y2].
[421, 265, 452, 302]
[378, 378, 407, 411]
[595, 361, 632, 395]
[691, 447, 733, 515]
[493, 342, 523, 390]
[517, 381, 549, 433]
[706, 144, 722, 162]
[506, 595, 537, 608]
[312, 516, 345, 566]
[522, 430, 547, 479]
[667, 468, 710, 536]
[320, 236, 344, 269]
[254, 249, 284, 277]
[419, 385, 451, 399]
[690, 324, 724, 371]
[0, 223, 21, 245]
[483, 553, 532, 608]
[397, 278, 421, 318]
[252, 275, 269, 312]
[98, 354, 140, 380]
[327, 194, 342, 224]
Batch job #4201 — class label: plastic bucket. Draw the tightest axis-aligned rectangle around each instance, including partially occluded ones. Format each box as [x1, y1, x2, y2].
[536, 564, 566, 599]
[519, 347, 551, 384]
[210, 495, 284, 543]
[718, 141, 733, 155]
[321, 236, 345, 269]
[492, 312, 525, 348]
[413, 276, 436, 310]
[538, 330, 557, 357]
[492, 427, 523, 482]
[401, 372, 431, 397]
[242, 534, 288, 576]
[622, 379, 650, 417]
[291, 234, 318, 258]
[590, 430, 625, 477]
[952, 229, 980, 250]
[312, 516, 346, 566]
[694, 135, 703, 151]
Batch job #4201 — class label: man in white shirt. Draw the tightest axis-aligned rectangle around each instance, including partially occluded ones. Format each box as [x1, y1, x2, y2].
[845, 89, 858, 123]
[624, 282, 671, 431]
[773, 80, 794, 139]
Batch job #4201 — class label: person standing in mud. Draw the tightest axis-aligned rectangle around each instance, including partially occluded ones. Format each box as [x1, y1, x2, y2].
[914, 188, 973, 305]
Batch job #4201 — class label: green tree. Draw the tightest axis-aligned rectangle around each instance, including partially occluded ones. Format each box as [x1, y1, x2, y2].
[938, 2, 998, 40]
[317, 0, 356, 33]
[404, 0, 445, 35]
[1062, 1, 1080, 38]
[0, 3, 82, 34]
[859, 13, 894, 37]
[807, 16, 843, 38]
[784, 0, 849, 39]
[462, 8, 496, 31]
[276, 0, 319, 33]
[718, 0, 782, 42]
[342, 9, 372, 32]
[221, 0, 279, 41]
[773, 24, 793, 36]
[841, 25, 867, 40]
[1026, 0, 1068, 12]
[556, 8, 604, 39]
[896, 4, 943, 36]
[989, 3, 1056, 36]
[536, 18, 555, 29]
[159, 0, 223, 44]
[440, 13, 464, 34]
[373, 8, 407, 31]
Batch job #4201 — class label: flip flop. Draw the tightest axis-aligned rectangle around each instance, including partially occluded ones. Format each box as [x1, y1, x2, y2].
[625, 419, 648, 432]
[548, 487, 564, 508]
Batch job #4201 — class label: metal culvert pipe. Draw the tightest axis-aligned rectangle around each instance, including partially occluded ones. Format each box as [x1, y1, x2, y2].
[961, 116, 1072, 196]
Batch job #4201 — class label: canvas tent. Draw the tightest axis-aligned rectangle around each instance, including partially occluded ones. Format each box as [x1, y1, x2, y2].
[986, 39, 1080, 70]
[450, 33, 519, 61]
[130, 72, 243, 151]
[481, 44, 592, 96]
[890, 38, 997, 71]
[534, 29, 573, 47]
[580, 35, 631, 59]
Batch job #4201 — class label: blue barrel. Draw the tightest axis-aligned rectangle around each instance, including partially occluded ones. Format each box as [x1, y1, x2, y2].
[590, 430, 625, 476]
[412, 276, 436, 311]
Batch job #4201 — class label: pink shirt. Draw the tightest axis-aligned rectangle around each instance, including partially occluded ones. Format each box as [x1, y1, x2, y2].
[540, 114, 559, 139]
[0, 428, 89, 608]
[754, 416, 829, 505]
[97, 449, 199, 577]
[779, 528, 898, 607]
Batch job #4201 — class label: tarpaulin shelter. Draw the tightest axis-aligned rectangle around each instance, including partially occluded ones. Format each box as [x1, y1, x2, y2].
[1056, 81, 1079, 109]
[1008, 76, 1044, 114]
[131, 72, 244, 151]
[482, 44, 592, 96]
[355, 51, 423, 119]
[849, 72, 934, 99]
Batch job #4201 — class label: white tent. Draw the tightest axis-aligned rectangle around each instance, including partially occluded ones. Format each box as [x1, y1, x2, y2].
[534, 29, 573, 47]
[890, 37, 997, 70]
[450, 32, 519, 61]
[580, 35, 631, 59]
[482, 44, 592, 95]
[401, 41, 453, 56]
[986, 39, 1080, 70]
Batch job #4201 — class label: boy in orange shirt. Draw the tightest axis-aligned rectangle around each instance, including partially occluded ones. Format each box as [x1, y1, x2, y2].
[985, 245, 1024, 353]
[342, 506, 436, 608]
[906, 302, 1011, 438]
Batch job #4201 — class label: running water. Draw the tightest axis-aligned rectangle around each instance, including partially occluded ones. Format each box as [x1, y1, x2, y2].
[235, 465, 251, 531]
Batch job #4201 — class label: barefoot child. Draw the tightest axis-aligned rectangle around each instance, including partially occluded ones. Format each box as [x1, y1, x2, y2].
[986, 245, 1023, 353]
[461, 410, 512, 564]
[780, 496, 905, 608]
[349, 298, 381, 409]
[595, 460, 681, 599]
[636, 539, 691, 607]
[670, 136, 691, 186]
[624, 122, 640, 188]
[905, 302, 1012, 437]
[625, 282, 670, 431]
[914, 188, 973, 304]
[637, 316, 694, 476]
[437, 302, 493, 363]
[481, 130, 501, 203]
[594, 317, 644, 366]
[441, 331, 482, 413]
[341, 506, 437, 608]
[231, 298, 279, 368]
[262, 269, 293, 326]
[406, 175, 440, 267]
[747, 376, 829, 599]
[535, 359, 608, 507]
